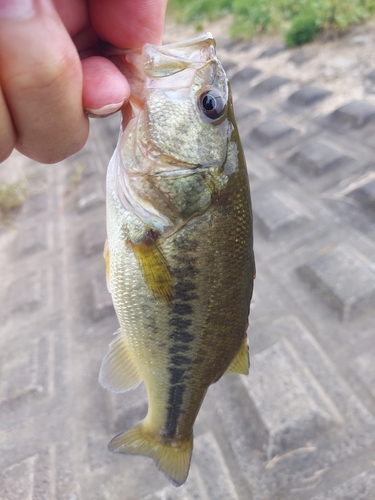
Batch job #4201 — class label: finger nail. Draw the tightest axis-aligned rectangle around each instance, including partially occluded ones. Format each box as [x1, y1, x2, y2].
[0, 0, 34, 19]
[85, 101, 125, 118]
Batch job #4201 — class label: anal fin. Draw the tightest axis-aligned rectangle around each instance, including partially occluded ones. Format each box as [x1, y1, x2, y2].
[103, 239, 110, 293]
[99, 330, 142, 392]
[130, 233, 172, 303]
[225, 337, 249, 376]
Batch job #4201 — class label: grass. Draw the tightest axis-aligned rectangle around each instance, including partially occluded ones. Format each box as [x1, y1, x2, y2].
[0, 181, 28, 223]
[167, 0, 232, 24]
[284, 13, 320, 47]
[167, 0, 375, 46]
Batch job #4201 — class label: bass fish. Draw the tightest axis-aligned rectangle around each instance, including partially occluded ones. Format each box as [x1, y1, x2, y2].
[100, 33, 255, 486]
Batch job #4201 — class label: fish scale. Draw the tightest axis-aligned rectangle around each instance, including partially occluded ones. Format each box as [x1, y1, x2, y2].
[100, 33, 254, 487]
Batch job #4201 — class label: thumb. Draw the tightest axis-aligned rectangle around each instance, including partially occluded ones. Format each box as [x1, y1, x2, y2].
[0, 0, 89, 163]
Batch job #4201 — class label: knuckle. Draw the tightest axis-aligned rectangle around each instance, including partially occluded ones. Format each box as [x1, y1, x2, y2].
[18, 124, 88, 164]
[10, 51, 79, 95]
[0, 132, 16, 163]
[3, 44, 87, 163]
[0, 143, 14, 163]
[0, 101, 16, 163]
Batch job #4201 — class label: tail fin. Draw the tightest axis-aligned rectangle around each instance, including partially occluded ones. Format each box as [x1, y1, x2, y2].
[108, 421, 193, 486]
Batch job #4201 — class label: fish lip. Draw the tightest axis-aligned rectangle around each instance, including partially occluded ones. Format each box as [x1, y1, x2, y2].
[141, 33, 218, 77]
[158, 32, 215, 50]
[101, 32, 215, 57]
[103, 33, 220, 83]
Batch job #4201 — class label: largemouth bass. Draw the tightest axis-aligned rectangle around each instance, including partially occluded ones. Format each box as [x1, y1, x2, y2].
[100, 33, 255, 487]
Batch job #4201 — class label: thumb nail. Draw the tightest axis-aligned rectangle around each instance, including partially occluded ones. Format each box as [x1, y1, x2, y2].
[85, 100, 125, 118]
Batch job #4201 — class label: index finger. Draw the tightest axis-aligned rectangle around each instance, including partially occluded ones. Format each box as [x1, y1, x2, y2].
[89, 0, 168, 49]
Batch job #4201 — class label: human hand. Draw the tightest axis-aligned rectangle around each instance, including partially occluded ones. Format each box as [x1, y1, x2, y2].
[0, 0, 167, 163]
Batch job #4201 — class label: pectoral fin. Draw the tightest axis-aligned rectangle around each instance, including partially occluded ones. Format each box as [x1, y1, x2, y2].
[225, 337, 249, 375]
[130, 234, 172, 302]
[99, 330, 142, 392]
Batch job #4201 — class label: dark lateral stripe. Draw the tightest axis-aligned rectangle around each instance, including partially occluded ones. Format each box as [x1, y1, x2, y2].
[171, 302, 193, 315]
[174, 280, 196, 292]
[169, 367, 185, 385]
[163, 383, 186, 438]
[174, 262, 196, 274]
[171, 354, 191, 366]
[164, 241, 198, 438]
[169, 343, 190, 354]
[173, 285, 198, 302]
[173, 258, 197, 269]
[170, 330, 194, 343]
[169, 316, 192, 329]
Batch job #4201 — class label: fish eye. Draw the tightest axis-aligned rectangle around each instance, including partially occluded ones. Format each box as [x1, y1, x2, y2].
[198, 90, 225, 121]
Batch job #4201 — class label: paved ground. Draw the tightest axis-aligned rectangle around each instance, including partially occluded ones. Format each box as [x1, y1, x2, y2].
[1, 28, 375, 500]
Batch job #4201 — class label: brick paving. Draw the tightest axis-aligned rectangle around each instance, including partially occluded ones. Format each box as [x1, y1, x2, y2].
[1, 35, 375, 500]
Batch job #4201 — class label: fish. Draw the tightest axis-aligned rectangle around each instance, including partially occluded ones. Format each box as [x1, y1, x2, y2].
[100, 32, 255, 487]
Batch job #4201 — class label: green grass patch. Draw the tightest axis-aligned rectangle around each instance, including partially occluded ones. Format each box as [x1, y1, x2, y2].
[167, 0, 232, 23]
[167, 0, 375, 45]
[284, 12, 320, 47]
[230, 0, 272, 39]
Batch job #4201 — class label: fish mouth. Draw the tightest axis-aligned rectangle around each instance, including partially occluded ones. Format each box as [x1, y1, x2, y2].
[142, 33, 217, 76]
[104, 33, 216, 68]
[156, 32, 216, 51]
[106, 32, 224, 89]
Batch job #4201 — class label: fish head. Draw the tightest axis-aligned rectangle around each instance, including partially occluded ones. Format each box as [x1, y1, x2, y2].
[117, 33, 233, 171]
[108, 34, 239, 233]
